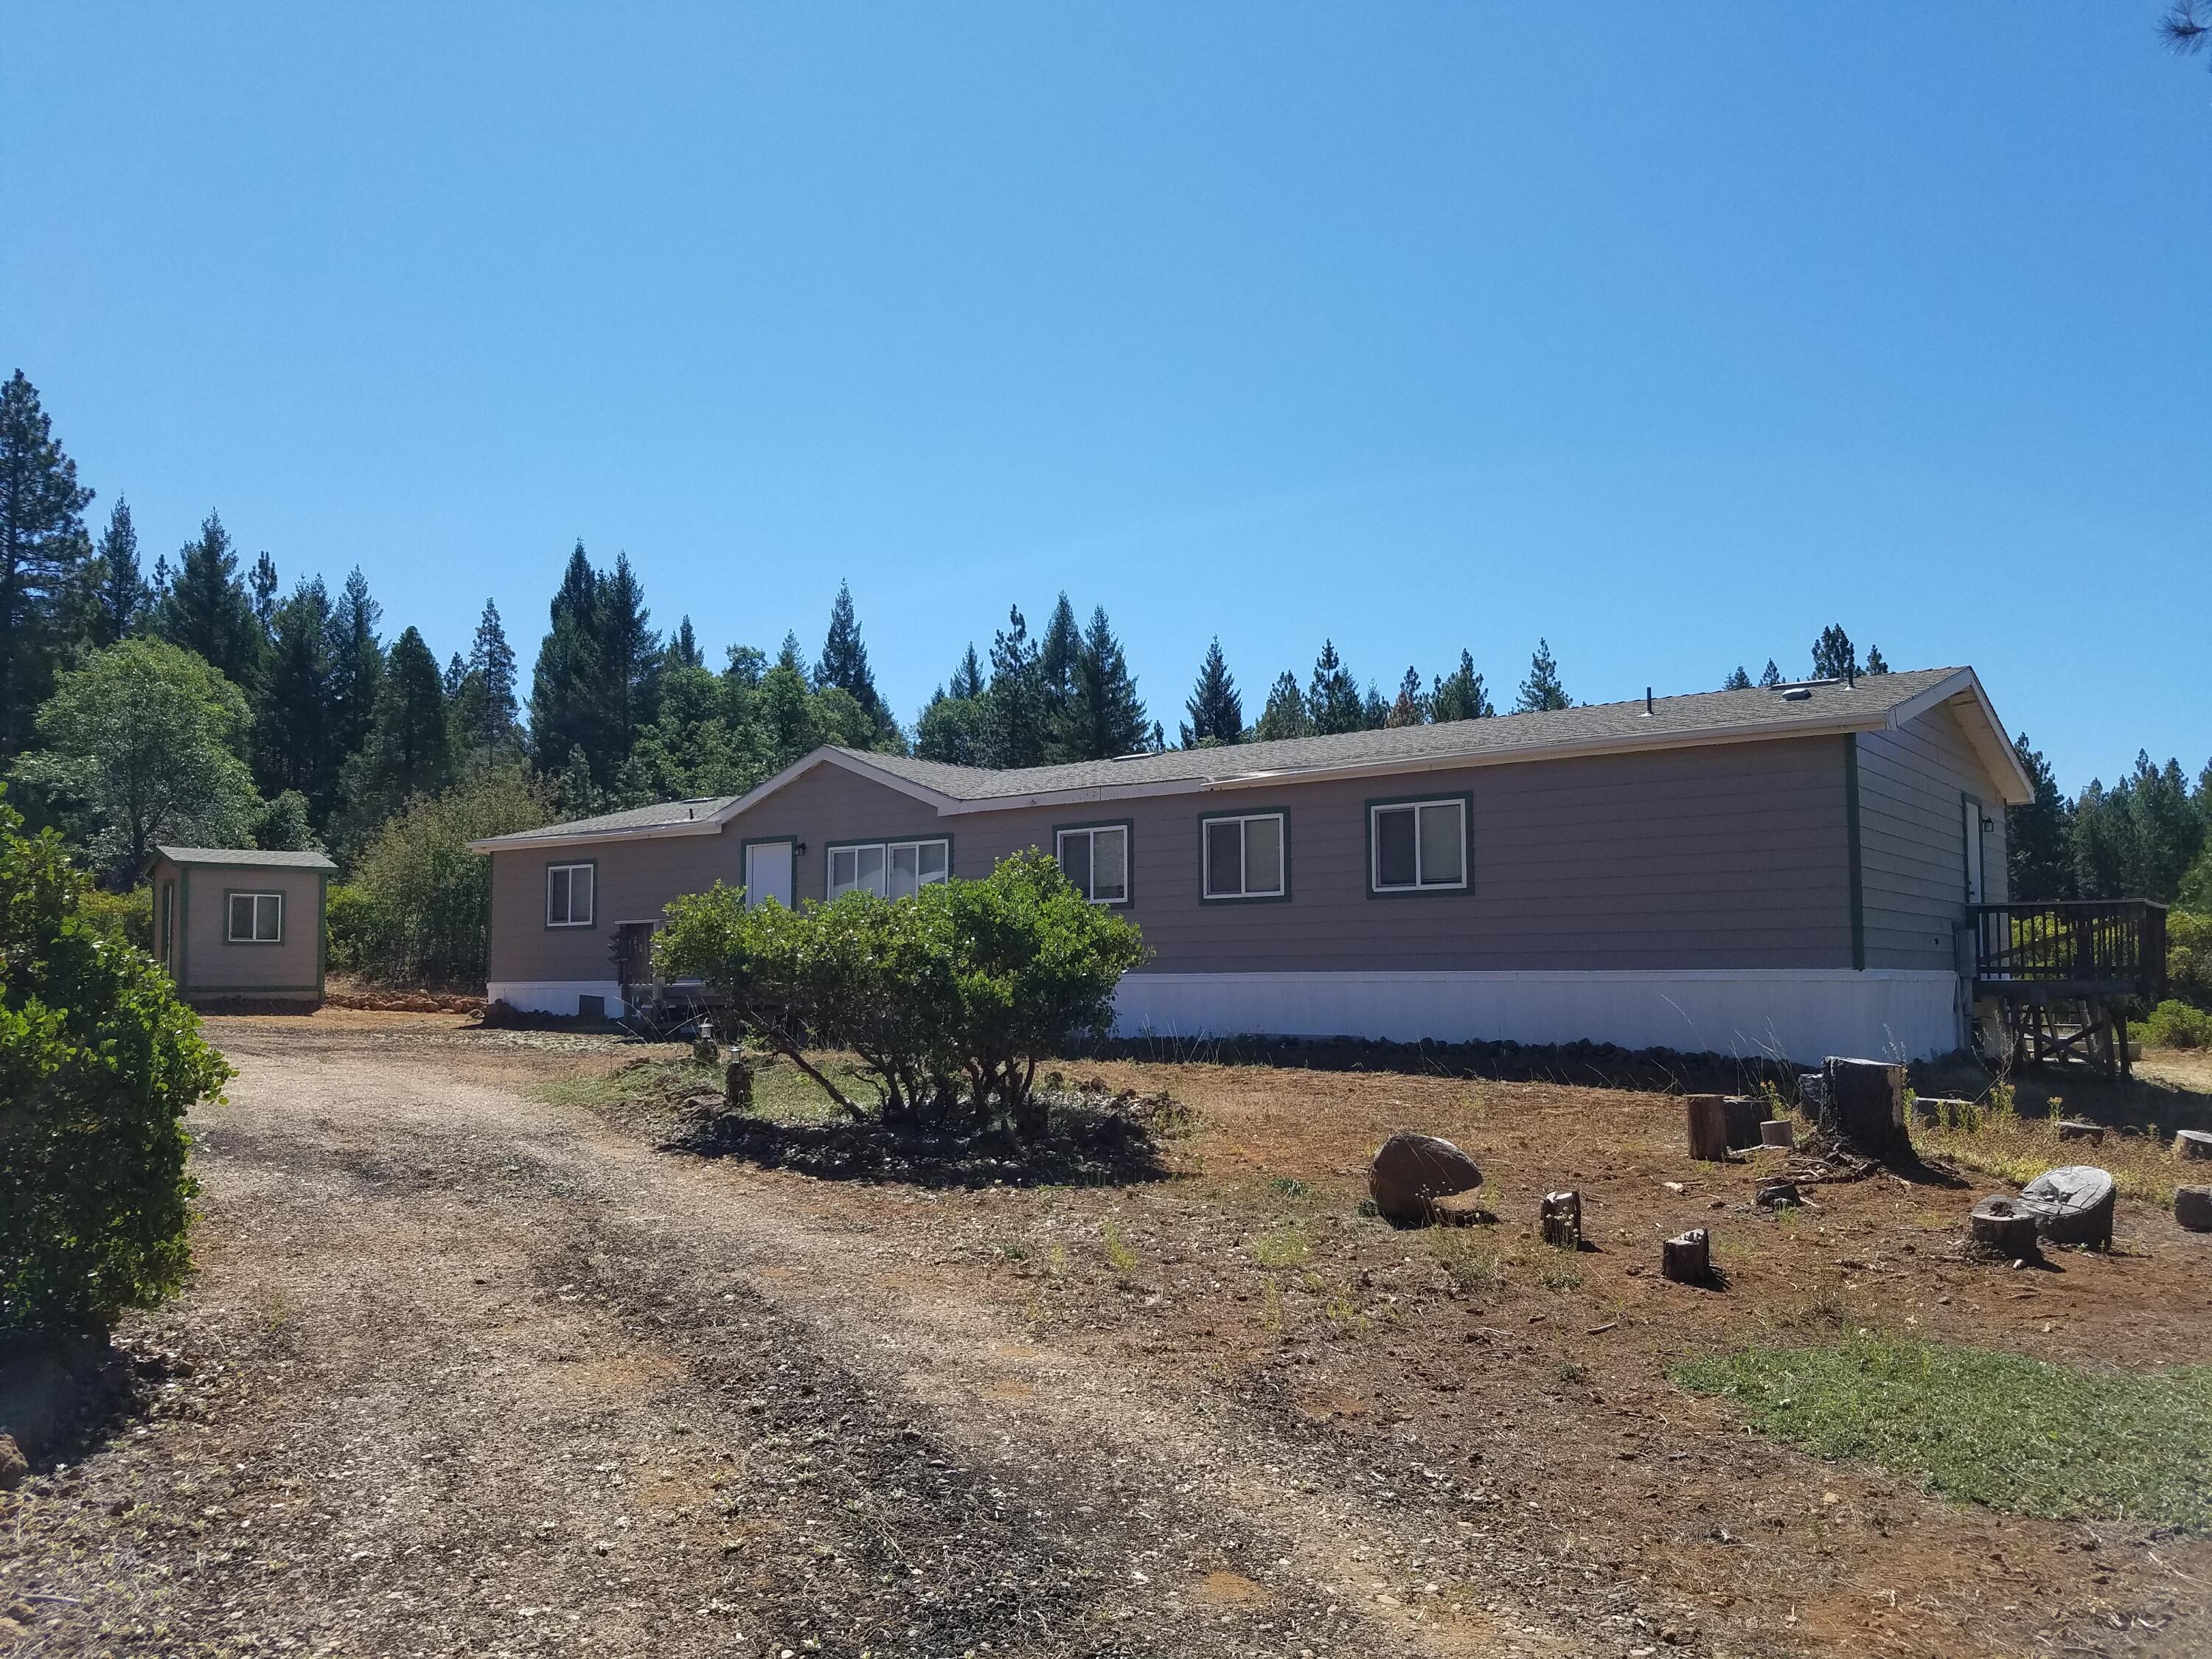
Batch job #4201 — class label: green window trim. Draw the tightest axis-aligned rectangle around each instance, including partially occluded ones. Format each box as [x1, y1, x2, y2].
[1364, 791, 1476, 899]
[1052, 818, 1135, 908]
[1197, 808, 1293, 904]
[1845, 734, 1865, 971]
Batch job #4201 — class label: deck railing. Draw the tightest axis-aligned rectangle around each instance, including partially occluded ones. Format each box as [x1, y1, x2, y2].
[1967, 900, 2168, 1002]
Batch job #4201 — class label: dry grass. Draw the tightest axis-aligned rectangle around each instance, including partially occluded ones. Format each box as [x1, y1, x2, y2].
[1913, 1102, 2185, 1208]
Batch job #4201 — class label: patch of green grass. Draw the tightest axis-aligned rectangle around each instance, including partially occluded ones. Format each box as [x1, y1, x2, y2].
[1101, 1225, 1139, 1275]
[1430, 1231, 1503, 1297]
[1916, 1113, 2179, 1209]
[1266, 1175, 1311, 1200]
[1536, 1252, 1582, 1292]
[1251, 1228, 1311, 1268]
[1674, 1335, 2212, 1530]
[532, 1058, 708, 1110]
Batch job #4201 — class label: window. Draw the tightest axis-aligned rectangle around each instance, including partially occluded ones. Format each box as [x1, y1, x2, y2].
[1369, 798, 1468, 893]
[1057, 823, 1130, 905]
[226, 891, 283, 943]
[1202, 813, 1285, 900]
[827, 838, 950, 900]
[546, 862, 595, 928]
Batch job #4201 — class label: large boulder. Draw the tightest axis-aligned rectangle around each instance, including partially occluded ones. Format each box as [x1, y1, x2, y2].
[1368, 1133, 1483, 1224]
[2021, 1165, 2116, 1249]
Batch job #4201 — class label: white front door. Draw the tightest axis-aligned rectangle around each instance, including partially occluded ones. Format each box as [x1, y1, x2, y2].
[1962, 799, 1984, 905]
[745, 840, 795, 909]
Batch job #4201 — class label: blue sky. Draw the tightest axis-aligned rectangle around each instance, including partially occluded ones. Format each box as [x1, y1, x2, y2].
[4, 5, 2207, 790]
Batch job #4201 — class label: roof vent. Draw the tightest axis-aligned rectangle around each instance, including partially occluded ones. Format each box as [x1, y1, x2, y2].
[1781, 687, 1813, 702]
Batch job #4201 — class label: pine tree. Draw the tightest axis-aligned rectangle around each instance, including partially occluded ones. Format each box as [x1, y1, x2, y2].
[1386, 667, 1427, 727]
[2125, 752, 2205, 901]
[813, 580, 887, 731]
[344, 625, 451, 832]
[443, 653, 468, 700]
[458, 598, 518, 760]
[1360, 683, 1390, 729]
[723, 643, 767, 689]
[2070, 780, 2128, 901]
[1759, 659, 1783, 688]
[1430, 651, 1495, 723]
[776, 631, 807, 674]
[529, 543, 611, 779]
[1037, 593, 1082, 754]
[249, 551, 279, 632]
[1863, 644, 1891, 675]
[557, 743, 604, 818]
[1811, 625, 1857, 681]
[1514, 639, 1570, 712]
[947, 643, 985, 701]
[159, 513, 264, 689]
[2006, 734, 2073, 902]
[327, 567, 384, 761]
[1253, 671, 1312, 741]
[667, 615, 703, 671]
[597, 552, 661, 764]
[1307, 641, 1364, 734]
[1179, 637, 1242, 747]
[987, 605, 1047, 768]
[1062, 606, 1147, 760]
[89, 498, 147, 646]
[0, 369, 95, 755]
[1722, 666, 1753, 691]
[255, 577, 341, 820]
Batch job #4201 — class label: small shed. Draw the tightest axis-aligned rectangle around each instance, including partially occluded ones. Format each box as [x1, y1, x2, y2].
[145, 846, 336, 1008]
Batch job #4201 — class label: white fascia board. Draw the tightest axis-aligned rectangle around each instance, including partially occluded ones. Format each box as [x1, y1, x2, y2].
[1881, 669, 2033, 806]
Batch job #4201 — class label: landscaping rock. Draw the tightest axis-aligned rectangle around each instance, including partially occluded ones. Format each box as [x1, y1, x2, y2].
[1755, 1179, 1801, 1209]
[2176, 1130, 2212, 1162]
[2054, 1120, 2105, 1145]
[2175, 1186, 2212, 1233]
[1367, 1133, 1483, 1224]
[2020, 1165, 2116, 1249]
[0, 1434, 24, 1490]
[1969, 1195, 2042, 1259]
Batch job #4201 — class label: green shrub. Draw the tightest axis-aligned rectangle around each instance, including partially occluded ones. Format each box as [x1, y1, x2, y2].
[348, 766, 549, 987]
[324, 881, 373, 975]
[2166, 908, 2211, 1011]
[656, 849, 1148, 1137]
[0, 791, 232, 1335]
[2143, 998, 2212, 1050]
[77, 883, 153, 952]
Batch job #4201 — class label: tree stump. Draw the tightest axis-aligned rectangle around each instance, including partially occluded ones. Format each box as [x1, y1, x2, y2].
[1722, 1096, 1764, 1151]
[1756, 1179, 1800, 1209]
[1759, 1119, 1795, 1150]
[1540, 1190, 1582, 1250]
[1820, 1057, 1913, 1164]
[1969, 1196, 2042, 1258]
[2175, 1186, 2212, 1233]
[2022, 1166, 2115, 1248]
[1661, 1228, 1711, 1284]
[1685, 1095, 1731, 1162]
[2054, 1120, 2104, 1145]
[724, 1057, 755, 1113]
[2176, 1130, 2212, 1162]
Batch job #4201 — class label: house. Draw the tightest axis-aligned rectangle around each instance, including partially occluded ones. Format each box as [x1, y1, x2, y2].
[146, 846, 337, 1009]
[469, 666, 2031, 1063]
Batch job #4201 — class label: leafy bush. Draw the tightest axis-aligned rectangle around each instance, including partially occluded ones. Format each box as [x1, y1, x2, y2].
[657, 849, 1147, 1136]
[2166, 908, 2211, 1011]
[324, 882, 373, 975]
[77, 883, 153, 952]
[0, 790, 232, 1335]
[347, 766, 550, 987]
[2143, 999, 2212, 1050]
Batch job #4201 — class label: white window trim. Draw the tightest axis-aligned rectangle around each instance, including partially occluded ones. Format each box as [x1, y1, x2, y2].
[824, 838, 951, 901]
[1369, 799, 1470, 894]
[226, 891, 284, 944]
[1055, 824, 1133, 907]
[546, 862, 596, 928]
[1201, 812, 1286, 900]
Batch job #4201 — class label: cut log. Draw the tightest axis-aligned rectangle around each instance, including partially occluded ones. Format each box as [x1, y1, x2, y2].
[1686, 1094, 1731, 1163]
[1759, 1119, 1796, 1150]
[1969, 1196, 2043, 1258]
[724, 1057, 754, 1112]
[2021, 1166, 2116, 1249]
[1368, 1133, 1484, 1225]
[2175, 1186, 2212, 1233]
[1722, 1096, 1764, 1151]
[1540, 1190, 1582, 1250]
[1820, 1057, 1913, 1164]
[2054, 1120, 2105, 1145]
[1661, 1228, 1711, 1284]
[2176, 1130, 2212, 1162]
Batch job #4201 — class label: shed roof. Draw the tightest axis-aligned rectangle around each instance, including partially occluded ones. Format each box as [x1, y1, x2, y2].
[153, 846, 338, 872]
[473, 665, 2029, 852]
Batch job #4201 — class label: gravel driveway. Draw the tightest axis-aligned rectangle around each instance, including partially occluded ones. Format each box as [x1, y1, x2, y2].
[0, 1021, 1585, 1658]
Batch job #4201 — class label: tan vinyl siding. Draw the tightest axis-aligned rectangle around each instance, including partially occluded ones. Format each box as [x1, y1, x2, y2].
[490, 734, 1855, 982]
[163, 861, 325, 997]
[1856, 699, 2011, 971]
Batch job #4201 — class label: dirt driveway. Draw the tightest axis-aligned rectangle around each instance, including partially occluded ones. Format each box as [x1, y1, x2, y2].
[4, 1015, 2208, 1658]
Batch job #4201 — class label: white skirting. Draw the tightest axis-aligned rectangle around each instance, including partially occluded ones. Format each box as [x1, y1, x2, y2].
[487, 979, 627, 1018]
[1110, 969, 1964, 1065]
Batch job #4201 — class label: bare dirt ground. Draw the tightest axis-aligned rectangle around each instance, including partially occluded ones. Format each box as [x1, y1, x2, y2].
[3, 1013, 2211, 1658]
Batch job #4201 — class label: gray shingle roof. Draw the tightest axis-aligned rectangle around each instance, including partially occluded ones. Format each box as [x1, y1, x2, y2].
[154, 846, 338, 871]
[844, 667, 1969, 799]
[476, 796, 740, 846]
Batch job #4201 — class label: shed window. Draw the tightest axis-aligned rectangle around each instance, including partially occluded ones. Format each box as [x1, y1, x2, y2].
[1203, 813, 1284, 900]
[227, 891, 283, 944]
[1371, 799, 1467, 892]
[1057, 824, 1130, 905]
[546, 863, 595, 928]
[827, 839, 949, 900]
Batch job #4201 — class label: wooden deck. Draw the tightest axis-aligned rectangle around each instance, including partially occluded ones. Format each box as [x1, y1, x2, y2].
[1968, 900, 2168, 1076]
